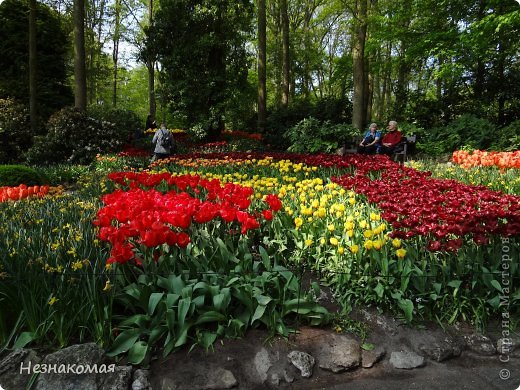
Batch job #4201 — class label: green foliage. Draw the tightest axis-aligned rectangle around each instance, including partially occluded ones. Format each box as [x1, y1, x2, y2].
[0, 98, 32, 164]
[0, 165, 45, 186]
[108, 235, 330, 362]
[417, 115, 496, 155]
[265, 97, 352, 150]
[148, 0, 253, 137]
[88, 106, 142, 144]
[0, 0, 73, 120]
[0, 195, 114, 350]
[25, 107, 124, 165]
[34, 164, 92, 186]
[284, 117, 358, 153]
[490, 120, 520, 151]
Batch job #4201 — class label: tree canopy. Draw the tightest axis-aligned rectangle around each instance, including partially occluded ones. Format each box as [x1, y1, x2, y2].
[0, 0, 73, 120]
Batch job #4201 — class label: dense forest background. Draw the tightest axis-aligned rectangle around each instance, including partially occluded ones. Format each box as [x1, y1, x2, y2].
[0, 0, 519, 162]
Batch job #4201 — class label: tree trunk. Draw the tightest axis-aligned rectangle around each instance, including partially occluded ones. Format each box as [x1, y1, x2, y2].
[29, 0, 37, 132]
[257, 0, 267, 131]
[147, 0, 156, 119]
[280, 0, 290, 107]
[74, 0, 87, 112]
[112, 0, 121, 107]
[352, 0, 368, 131]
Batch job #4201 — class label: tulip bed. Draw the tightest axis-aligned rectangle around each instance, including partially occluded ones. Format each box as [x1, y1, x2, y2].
[0, 150, 518, 363]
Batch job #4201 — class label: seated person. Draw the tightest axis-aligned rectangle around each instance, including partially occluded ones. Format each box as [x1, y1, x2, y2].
[357, 123, 381, 154]
[378, 120, 402, 155]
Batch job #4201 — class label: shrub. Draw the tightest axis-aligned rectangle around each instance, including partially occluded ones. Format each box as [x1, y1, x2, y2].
[417, 115, 496, 155]
[490, 120, 520, 151]
[265, 97, 352, 150]
[87, 106, 142, 144]
[0, 164, 45, 186]
[284, 117, 358, 154]
[25, 107, 123, 165]
[0, 98, 32, 164]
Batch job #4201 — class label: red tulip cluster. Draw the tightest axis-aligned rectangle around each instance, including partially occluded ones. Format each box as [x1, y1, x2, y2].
[0, 184, 50, 202]
[94, 172, 282, 264]
[333, 165, 520, 251]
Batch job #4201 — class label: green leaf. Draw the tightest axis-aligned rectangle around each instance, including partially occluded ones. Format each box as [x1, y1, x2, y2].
[178, 298, 191, 327]
[128, 341, 148, 365]
[490, 280, 502, 293]
[120, 314, 150, 328]
[259, 245, 270, 268]
[106, 328, 141, 357]
[213, 288, 231, 312]
[166, 293, 180, 308]
[148, 292, 164, 316]
[361, 343, 375, 351]
[13, 332, 35, 349]
[251, 304, 267, 324]
[487, 295, 501, 309]
[398, 299, 414, 323]
[374, 283, 384, 298]
[174, 324, 190, 347]
[194, 311, 227, 325]
[149, 326, 167, 345]
[226, 277, 240, 287]
[199, 332, 217, 350]
[255, 294, 272, 306]
[447, 280, 462, 289]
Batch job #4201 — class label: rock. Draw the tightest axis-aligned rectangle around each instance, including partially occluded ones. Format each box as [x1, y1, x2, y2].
[34, 343, 104, 390]
[287, 351, 315, 378]
[418, 339, 460, 362]
[316, 334, 361, 373]
[389, 351, 425, 369]
[28, 343, 132, 390]
[0, 349, 41, 390]
[361, 346, 386, 368]
[132, 369, 151, 390]
[497, 337, 520, 358]
[101, 366, 133, 390]
[360, 309, 398, 335]
[464, 334, 496, 356]
[158, 366, 237, 390]
[254, 348, 272, 382]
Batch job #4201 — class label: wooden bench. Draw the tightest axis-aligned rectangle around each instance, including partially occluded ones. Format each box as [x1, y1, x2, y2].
[340, 136, 363, 155]
[393, 135, 417, 163]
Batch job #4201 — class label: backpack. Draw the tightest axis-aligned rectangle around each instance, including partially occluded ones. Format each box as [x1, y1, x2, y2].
[159, 129, 172, 148]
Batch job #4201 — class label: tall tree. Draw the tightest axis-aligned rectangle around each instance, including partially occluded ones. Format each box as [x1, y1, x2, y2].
[0, 0, 72, 120]
[351, 0, 368, 130]
[74, 0, 87, 111]
[151, 0, 253, 138]
[147, 0, 156, 120]
[280, 0, 290, 106]
[29, 0, 37, 132]
[112, 0, 121, 107]
[257, 0, 267, 131]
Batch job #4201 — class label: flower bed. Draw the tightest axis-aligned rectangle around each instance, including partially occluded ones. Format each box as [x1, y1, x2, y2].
[1, 151, 518, 362]
[452, 149, 520, 169]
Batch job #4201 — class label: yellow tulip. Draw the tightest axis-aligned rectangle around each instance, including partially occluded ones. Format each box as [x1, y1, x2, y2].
[392, 238, 402, 248]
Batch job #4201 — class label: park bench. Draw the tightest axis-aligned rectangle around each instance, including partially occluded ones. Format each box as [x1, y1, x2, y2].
[393, 135, 417, 163]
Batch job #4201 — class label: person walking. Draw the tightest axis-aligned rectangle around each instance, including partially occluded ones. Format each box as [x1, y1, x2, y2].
[152, 123, 173, 161]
